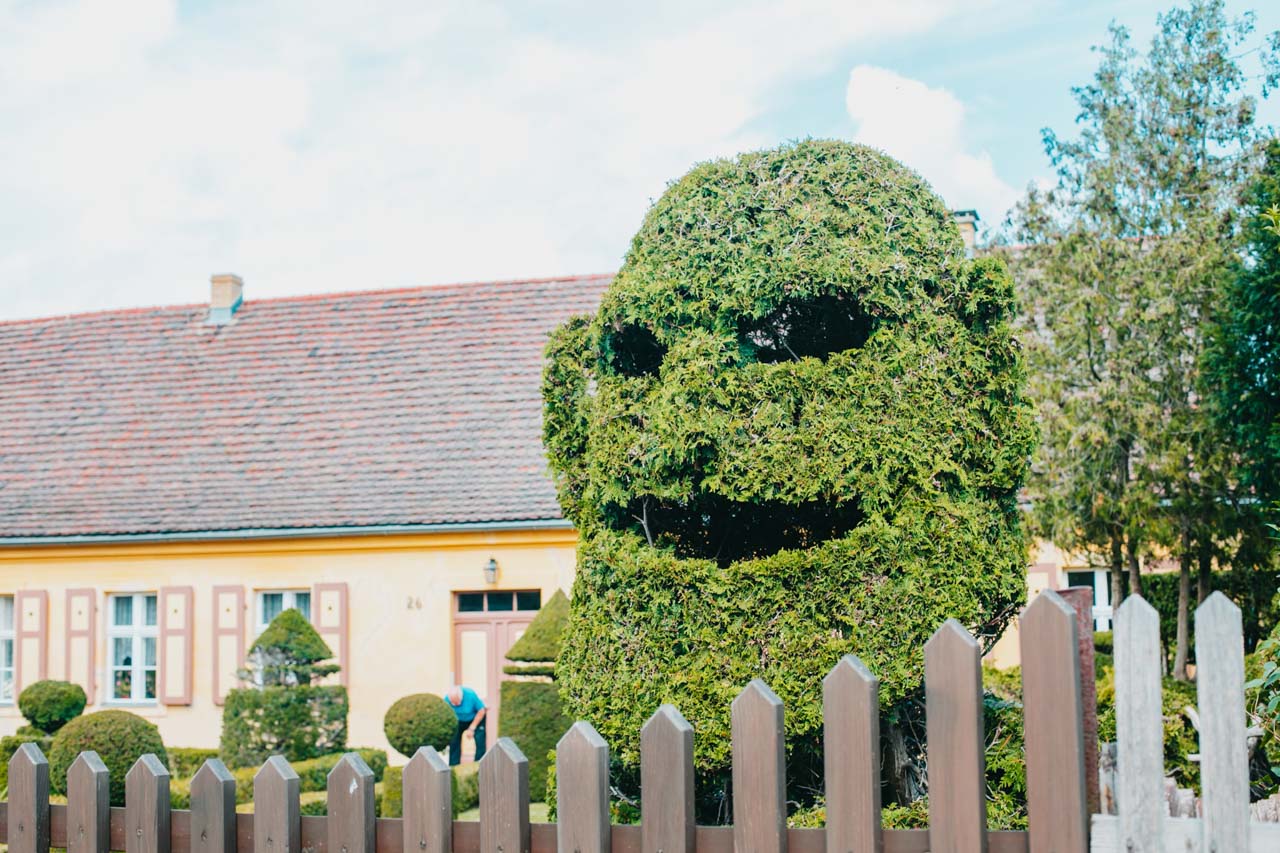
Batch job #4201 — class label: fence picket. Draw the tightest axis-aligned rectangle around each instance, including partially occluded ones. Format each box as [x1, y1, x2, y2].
[253, 755, 300, 853]
[8, 742, 50, 853]
[67, 751, 109, 853]
[823, 655, 882, 853]
[1196, 592, 1249, 852]
[557, 722, 610, 853]
[328, 754, 376, 853]
[403, 747, 452, 853]
[480, 738, 530, 853]
[925, 619, 986, 853]
[1114, 595, 1164, 853]
[731, 679, 786, 853]
[1020, 591, 1088, 853]
[640, 704, 695, 853]
[125, 754, 170, 853]
[190, 759, 235, 853]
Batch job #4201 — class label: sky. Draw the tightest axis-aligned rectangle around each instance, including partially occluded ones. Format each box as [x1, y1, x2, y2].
[1, 0, 1279, 321]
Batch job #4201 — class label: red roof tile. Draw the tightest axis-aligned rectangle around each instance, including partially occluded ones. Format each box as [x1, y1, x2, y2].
[0, 275, 611, 539]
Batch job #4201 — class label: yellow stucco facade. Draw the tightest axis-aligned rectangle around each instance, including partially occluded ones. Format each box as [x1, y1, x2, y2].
[0, 526, 577, 755]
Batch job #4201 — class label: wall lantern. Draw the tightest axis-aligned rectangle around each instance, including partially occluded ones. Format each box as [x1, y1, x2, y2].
[484, 558, 499, 585]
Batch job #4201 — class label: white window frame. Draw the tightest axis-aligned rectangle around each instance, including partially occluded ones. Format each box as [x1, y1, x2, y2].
[255, 589, 312, 635]
[0, 595, 14, 704]
[106, 592, 159, 704]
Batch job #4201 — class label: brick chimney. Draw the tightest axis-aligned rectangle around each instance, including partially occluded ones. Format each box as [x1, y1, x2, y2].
[952, 210, 980, 256]
[209, 273, 244, 325]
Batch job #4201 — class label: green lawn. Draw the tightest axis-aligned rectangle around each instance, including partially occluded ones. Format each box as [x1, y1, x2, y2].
[456, 802, 550, 823]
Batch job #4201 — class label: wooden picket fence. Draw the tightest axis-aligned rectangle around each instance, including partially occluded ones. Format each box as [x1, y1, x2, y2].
[0, 590, 1274, 853]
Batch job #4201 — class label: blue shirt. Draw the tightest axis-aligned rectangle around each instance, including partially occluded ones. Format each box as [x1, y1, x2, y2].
[445, 687, 485, 723]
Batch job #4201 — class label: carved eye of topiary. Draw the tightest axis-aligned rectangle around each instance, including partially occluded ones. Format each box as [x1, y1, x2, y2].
[602, 321, 667, 377]
[739, 293, 874, 363]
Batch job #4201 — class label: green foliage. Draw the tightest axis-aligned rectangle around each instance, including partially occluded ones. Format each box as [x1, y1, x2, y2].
[220, 685, 348, 766]
[545, 140, 1035, 781]
[170, 748, 386, 808]
[383, 694, 457, 759]
[1095, 663, 1200, 791]
[167, 747, 219, 778]
[1207, 138, 1280, 510]
[242, 608, 338, 687]
[505, 590, 569, 663]
[0, 727, 52, 768]
[1004, 0, 1280, 646]
[1093, 631, 1113, 656]
[49, 711, 167, 806]
[379, 763, 477, 818]
[503, 663, 556, 677]
[499, 681, 571, 801]
[1141, 571, 1280, 656]
[17, 680, 86, 735]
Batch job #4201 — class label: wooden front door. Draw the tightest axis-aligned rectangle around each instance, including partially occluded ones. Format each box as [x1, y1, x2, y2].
[451, 590, 543, 747]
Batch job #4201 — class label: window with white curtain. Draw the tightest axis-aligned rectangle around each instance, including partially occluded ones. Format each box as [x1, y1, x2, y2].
[107, 593, 158, 702]
[0, 596, 14, 703]
[256, 589, 311, 635]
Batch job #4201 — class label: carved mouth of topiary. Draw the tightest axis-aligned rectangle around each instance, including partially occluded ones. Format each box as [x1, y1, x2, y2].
[602, 494, 864, 567]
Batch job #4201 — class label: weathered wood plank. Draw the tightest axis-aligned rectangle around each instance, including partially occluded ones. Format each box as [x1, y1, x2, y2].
[640, 704, 695, 853]
[253, 755, 300, 853]
[1195, 592, 1249, 853]
[822, 655, 882, 853]
[925, 619, 986, 853]
[67, 751, 110, 853]
[1020, 592, 1088, 853]
[1113, 595, 1164, 853]
[8, 741, 50, 853]
[1087, 816, 1280, 852]
[402, 747, 451, 853]
[480, 738, 530, 853]
[327, 754, 375, 853]
[731, 679, 787, 853]
[556, 723, 610, 853]
[125, 755, 170, 853]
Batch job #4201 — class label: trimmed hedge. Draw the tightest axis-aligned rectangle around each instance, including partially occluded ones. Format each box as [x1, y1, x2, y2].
[379, 762, 479, 818]
[0, 733, 52, 792]
[17, 680, 87, 734]
[49, 711, 167, 806]
[221, 685, 348, 766]
[499, 681, 570, 802]
[544, 139, 1036, 784]
[505, 591, 569, 662]
[169, 748, 387, 808]
[168, 747, 219, 779]
[384, 694, 456, 759]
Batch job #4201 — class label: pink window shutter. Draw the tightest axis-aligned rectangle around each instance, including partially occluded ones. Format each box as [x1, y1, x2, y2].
[158, 586, 194, 705]
[14, 590, 49, 695]
[64, 589, 96, 703]
[211, 585, 245, 705]
[311, 583, 349, 686]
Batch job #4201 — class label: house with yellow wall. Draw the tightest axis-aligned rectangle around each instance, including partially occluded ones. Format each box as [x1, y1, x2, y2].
[0, 273, 609, 753]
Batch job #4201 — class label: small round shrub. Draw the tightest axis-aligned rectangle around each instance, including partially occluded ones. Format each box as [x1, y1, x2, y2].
[384, 694, 457, 759]
[50, 710, 168, 805]
[18, 680, 87, 734]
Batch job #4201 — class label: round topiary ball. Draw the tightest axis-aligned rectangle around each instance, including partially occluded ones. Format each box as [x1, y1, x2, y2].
[50, 710, 168, 805]
[17, 680, 87, 734]
[384, 694, 457, 758]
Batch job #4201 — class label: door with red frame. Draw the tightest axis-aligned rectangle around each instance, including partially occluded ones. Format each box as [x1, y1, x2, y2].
[451, 590, 543, 759]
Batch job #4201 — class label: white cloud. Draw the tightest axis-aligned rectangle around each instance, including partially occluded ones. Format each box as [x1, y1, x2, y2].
[0, 0, 965, 320]
[845, 65, 1018, 228]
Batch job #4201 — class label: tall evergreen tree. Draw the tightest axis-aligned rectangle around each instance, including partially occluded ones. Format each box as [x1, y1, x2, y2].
[1004, 0, 1279, 678]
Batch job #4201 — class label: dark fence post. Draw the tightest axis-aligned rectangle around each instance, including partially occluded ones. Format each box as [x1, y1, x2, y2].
[8, 742, 50, 853]
[67, 751, 110, 853]
[925, 620, 986, 853]
[190, 759, 236, 853]
[403, 747, 452, 853]
[731, 679, 786, 853]
[125, 754, 171, 853]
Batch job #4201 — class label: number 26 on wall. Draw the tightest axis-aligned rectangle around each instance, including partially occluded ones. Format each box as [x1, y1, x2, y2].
[406, 596, 422, 610]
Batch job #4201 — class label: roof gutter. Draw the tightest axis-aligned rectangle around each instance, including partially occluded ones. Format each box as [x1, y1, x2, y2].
[0, 518, 575, 547]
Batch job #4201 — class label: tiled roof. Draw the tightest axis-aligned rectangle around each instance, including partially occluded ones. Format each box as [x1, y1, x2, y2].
[0, 275, 611, 539]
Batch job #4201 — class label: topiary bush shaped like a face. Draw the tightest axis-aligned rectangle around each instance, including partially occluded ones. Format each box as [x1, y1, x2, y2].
[543, 140, 1036, 773]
